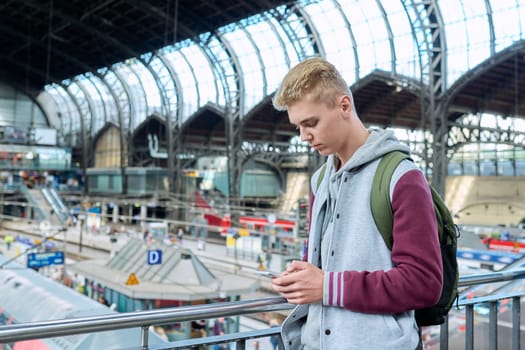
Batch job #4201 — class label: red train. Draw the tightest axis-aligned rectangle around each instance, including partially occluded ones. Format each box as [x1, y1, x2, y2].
[482, 237, 525, 253]
[195, 191, 296, 236]
[217, 214, 296, 236]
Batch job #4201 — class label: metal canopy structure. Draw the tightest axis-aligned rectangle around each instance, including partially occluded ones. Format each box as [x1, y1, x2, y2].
[446, 43, 525, 119]
[0, 0, 293, 91]
[0, 0, 524, 199]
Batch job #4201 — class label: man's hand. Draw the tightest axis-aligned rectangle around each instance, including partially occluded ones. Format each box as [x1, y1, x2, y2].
[270, 260, 324, 304]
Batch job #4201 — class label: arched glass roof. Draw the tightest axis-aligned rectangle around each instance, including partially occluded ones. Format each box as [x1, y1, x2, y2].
[41, 0, 525, 145]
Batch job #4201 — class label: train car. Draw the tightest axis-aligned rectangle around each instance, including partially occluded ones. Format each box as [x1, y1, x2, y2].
[482, 237, 525, 253]
[218, 214, 296, 237]
[0, 254, 166, 350]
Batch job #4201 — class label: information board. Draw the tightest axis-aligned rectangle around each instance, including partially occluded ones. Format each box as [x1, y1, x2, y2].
[27, 251, 65, 268]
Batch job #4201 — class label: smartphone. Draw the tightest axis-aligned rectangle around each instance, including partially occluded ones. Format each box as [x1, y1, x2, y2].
[255, 270, 279, 278]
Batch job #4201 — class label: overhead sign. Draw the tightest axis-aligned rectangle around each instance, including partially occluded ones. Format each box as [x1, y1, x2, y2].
[126, 273, 140, 285]
[147, 250, 162, 265]
[27, 251, 65, 268]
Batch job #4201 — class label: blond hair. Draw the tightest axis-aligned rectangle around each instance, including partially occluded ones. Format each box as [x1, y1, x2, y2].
[273, 57, 352, 111]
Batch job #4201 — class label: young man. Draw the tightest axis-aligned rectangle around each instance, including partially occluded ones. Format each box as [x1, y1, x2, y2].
[270, 57, 443, 350]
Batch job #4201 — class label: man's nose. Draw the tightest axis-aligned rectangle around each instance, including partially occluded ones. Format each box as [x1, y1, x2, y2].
[299, 127, 311, 142]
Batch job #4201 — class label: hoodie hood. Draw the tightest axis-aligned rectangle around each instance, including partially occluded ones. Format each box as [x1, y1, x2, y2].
[328, 128, 410, 175]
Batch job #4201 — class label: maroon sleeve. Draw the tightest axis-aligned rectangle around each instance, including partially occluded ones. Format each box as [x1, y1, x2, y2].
[341, 169, 443, 313]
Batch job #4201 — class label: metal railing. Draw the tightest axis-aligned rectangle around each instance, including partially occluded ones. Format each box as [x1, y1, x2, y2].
[1, 270, 525, 350]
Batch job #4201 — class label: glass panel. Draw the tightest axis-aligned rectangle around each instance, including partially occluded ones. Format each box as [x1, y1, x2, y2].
[148, 55, 178, 126]
[517, 160, 525, 176]
[47, 85, 79, 145]
[89, 74, 119, 125]
[480, 160, 496, 176]
[301, 0, 357, 83]
[75, 75, 106, 135]
[163, 49, 199, 121]
[200, 34, 236, 110]
[113, 62, 148, 125]
[491, 0, 525, 50]
[0, 83, 47, 128]
[66, 82, 88, 134]
[381, 1, 420, 77]
[267, 10, 309, 68]
[498, 161, 514, 176]
[340, 0, 391, 78]
[245, 20, 289, 97]
[221, 28, 263, 113]
[463, 161, 479, 175]
[448, 162, 463, 176]
[180, 45, 218, 107]
[129, 60, 162, 116]
[100, 69, 132, 130]
[440, 0, 491, 85]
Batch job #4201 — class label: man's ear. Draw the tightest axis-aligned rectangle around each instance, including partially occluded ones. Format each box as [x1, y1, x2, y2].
[340, 95, 352, 114]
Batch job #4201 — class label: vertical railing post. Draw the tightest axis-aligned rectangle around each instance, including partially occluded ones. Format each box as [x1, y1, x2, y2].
[465, 305, 474, 350]
[277, 335, 285, 350]
[489, 301, 498, 350]
[512, 296, 521, 350]
[235, 339, 246, 350]
[140, 325, 149, 349]
[440, 316, 449, 350]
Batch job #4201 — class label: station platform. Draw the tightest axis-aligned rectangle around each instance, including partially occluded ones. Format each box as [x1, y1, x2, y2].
[0, 219, 286, 350]
[0, 218, 288, 297]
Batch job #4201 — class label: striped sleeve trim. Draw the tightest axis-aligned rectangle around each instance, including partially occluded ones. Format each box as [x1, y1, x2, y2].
[325, 271, 344, 307]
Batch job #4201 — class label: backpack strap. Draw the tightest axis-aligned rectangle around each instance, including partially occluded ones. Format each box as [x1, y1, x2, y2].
[370, 151, 411, 250]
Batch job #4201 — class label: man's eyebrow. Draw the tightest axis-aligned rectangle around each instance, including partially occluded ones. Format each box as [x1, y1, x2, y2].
[299, 117, 318, 124]
[289, 116, 318, 127]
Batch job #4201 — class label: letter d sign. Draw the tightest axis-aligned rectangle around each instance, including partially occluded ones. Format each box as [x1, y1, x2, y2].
[147, 250, 162, 265]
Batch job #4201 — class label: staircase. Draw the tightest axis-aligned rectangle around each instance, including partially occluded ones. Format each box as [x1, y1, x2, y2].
[278, 172, 310, 216]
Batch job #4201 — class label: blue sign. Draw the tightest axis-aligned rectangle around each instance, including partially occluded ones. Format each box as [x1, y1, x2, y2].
[147, 250, 162, 265]
[457, 249, 520, 264]
[27, 251, 65, 268]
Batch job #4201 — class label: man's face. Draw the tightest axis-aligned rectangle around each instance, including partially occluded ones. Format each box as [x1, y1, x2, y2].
[288, 96, 347, 156]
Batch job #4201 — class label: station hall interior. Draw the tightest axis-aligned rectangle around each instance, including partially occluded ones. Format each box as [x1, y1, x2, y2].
[1, 1, 525, 349]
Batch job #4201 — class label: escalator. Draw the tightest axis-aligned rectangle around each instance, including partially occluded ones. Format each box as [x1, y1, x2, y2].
[24, 187, 71, 226]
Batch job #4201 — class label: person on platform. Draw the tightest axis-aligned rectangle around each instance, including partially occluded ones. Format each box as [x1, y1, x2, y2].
[191, 212, 208, 251]
[212, 317, 227, 350]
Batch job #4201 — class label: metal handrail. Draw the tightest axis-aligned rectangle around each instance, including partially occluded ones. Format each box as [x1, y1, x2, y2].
[458, 268, 525, 287]
[0, 296, 292, 343]
[1, 269, 525, 348]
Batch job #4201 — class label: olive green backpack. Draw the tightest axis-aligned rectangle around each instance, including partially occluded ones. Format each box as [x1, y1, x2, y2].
[316, 151, 459, 326]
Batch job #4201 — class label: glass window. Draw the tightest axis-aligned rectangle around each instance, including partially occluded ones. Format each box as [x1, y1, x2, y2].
[516, 160, 525, 176]
[301, 1, 358, 82]
[245, 19, 289, 97]
[480, 160, 496, 176]
[222, 28, 264, 114]
[448, 162, 463, 176]
[463, 161, 479, 175]
[180, 44, 218, 107]
[163, 49, 199, 121]
[497, 160, 514, 176]
[382, 1, 420, 77]
[113, 62, 148, 125]
[491, 0, 525, 50]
